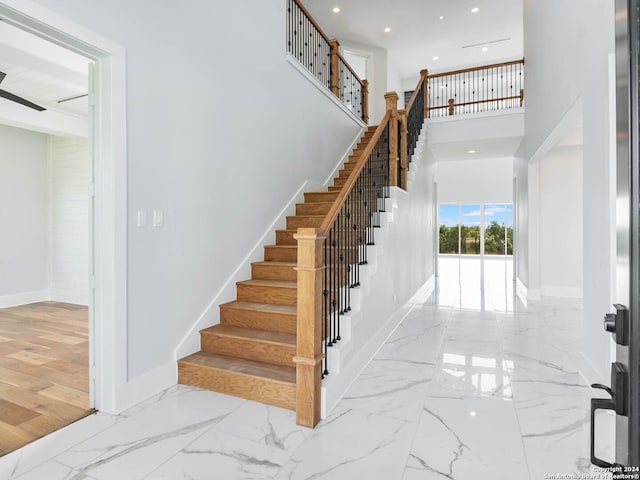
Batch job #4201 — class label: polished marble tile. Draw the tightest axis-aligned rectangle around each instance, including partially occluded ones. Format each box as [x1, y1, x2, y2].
[338, 358, 433, 422]
[2, 413, 120, 479]
[274, 408, 416, 480]
[55, 387, 246, 480]
[404, 397, 528, 480]
[215, 402, 310, 454]
[1, 258, 604, 480]
[145, 429, 290, 480]
[512, 378, 592, 458]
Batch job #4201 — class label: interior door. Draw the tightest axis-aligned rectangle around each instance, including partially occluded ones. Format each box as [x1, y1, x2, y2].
[591, 0, 640, 468]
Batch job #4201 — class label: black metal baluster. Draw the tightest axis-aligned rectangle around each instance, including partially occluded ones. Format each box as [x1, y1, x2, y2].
[328, 223, 336, 347]
[323, 236, 328, 376]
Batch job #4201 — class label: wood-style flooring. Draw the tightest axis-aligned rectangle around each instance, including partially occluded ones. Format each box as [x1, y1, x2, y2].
[0, 301, 93, 456]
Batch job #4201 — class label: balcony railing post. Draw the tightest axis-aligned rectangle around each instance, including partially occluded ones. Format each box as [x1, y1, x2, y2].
[362, 79, 369, 124]
[330, 38, 340, 97]
[384, 91, 399, 187]
[448, 98, 455, 116]
[520, 88, 524, 107]
[420, 69, 429, 119]
[398, 108, 408, 190]
[293, 228, 325, 428]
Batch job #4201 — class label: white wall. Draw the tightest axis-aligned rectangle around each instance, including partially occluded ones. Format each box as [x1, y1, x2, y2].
[538, 146, 583, 297]
[387, 57, 404, 110]
[29, 0, 364, 381]
[48, 136, 89, 305]
[0, 124, 49, 306]
[524, 0, 614, 383]
[436, 157, 513, 204]
[340, 40, 390, 124]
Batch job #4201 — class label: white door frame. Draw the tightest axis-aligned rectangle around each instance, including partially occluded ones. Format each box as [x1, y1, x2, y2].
[0, 0, 128, 413]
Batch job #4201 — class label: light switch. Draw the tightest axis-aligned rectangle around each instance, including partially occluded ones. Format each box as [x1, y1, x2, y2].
[137, 211, 147, 228]
[153, 210, 164, 227]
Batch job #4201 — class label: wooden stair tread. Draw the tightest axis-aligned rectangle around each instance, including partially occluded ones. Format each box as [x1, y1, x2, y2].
[180, 352, 295, 384]
[252, 261, 296, 267]
[237, 279, 296, 288]
[220, 300, 296, 315]
[202, 324, 296, 345]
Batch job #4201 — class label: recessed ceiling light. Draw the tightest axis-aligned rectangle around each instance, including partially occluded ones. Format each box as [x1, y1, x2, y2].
[384, 27, 391, 33]
[332, 6, 340, 13]
[471, 7, 480, 13]
[468, 150, 476, 154]
[433, 56, 439, 60]
[482, 47, 488, 52]
[470, 411, 477, 417]
[439, 15, 444, 20]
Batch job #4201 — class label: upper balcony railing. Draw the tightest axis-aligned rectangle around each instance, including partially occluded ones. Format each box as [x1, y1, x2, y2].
[286, 0, 368, 123]
[426, 59, 524, 118]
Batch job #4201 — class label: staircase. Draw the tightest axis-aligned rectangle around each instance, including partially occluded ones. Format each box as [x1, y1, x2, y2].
[178, 125, 378, 410]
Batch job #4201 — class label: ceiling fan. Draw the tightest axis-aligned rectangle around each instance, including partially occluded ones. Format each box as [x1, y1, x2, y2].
[0, 71, 46, 111]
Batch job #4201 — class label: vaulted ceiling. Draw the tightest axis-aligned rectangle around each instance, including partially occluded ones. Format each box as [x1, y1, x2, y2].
[299, 0, 523, 78]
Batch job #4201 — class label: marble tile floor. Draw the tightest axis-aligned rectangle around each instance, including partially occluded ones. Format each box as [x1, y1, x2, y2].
[0, 259, 613, 480]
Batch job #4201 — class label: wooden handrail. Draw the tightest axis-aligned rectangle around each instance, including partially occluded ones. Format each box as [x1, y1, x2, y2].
[427, 58, 524, 79]
[431, 95, 523, 110]
[406, 70, 428, 114]
[319, 111, 392, 234]
[292, 0, 331, 44]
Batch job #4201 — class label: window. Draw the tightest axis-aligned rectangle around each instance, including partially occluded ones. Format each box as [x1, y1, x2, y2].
[439, 203, 514, 256]
[439, 204, 459, 254]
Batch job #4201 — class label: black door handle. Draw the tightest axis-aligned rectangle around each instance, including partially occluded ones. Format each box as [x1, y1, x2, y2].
[590, 394, 616, 468]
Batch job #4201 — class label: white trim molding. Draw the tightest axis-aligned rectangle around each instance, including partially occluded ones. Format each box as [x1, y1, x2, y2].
[0, 290, 50, 309]
[0, 0, 130, 413]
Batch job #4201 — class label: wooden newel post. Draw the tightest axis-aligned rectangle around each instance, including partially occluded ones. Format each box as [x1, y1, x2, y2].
[362, 79, 369, 124]
[520, 88, 524, 107]
[420, 69, 429, 119]
[398, 109, 408, 190]
[330, 38, 340, 97]
[385, 91, 399, 187]
[293, 228, 325, 428]
[448, 98, 455, 116]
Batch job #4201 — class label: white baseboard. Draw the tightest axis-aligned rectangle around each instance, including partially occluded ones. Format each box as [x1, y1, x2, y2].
[50, 293, 88, 307]
[0, 290, 50, 309]
[174, 179, 323, 360]
[516, 277, 528, 307]
[323, 131, 366, 187]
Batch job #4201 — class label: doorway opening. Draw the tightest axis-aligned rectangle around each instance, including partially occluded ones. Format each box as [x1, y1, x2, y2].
[0, 0, 127, 454]
[437, 202, 514, 311]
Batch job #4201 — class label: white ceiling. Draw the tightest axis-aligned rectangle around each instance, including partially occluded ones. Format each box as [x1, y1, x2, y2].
[0, 20, 91, 119]
[299, 0, 523, 79]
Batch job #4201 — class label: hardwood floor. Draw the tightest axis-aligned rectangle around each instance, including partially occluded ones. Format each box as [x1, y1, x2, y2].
[0, 301, 92, 456]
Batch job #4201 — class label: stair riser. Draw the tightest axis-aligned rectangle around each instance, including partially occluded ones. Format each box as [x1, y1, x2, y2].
[237, 283, 297, 305]
[178, 362, 295, 410]
[333, 177, 347, 187]
[286, 216, 324, 229]
[251, 263, 297, 282]
[220, 306, 296, 335]
[200, 333, 296, 367]
[264, 247, 297, 262]
[305, 192, 339, 203]
[296, 203, 332, 215]
[276, 230, 297, 245]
